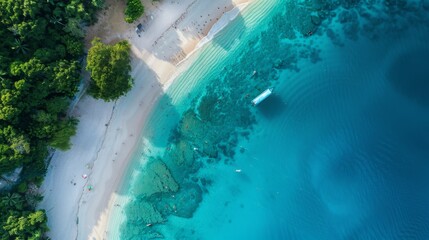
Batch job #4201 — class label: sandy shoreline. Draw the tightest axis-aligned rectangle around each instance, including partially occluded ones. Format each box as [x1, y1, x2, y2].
[38, 0, 250, 239]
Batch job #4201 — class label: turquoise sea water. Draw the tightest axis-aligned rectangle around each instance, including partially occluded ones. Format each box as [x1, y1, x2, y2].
[112, 0, 429, 239]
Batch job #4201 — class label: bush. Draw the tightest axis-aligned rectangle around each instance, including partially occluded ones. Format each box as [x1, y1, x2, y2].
[125, 0, 144, 23]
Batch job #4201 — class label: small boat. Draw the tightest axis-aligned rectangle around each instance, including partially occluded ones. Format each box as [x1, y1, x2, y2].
[251, 88, 273, 106]
[235, 169, 242, 173]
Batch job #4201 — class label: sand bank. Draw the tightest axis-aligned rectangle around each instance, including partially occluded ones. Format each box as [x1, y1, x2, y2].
[38, 0, 250, 239]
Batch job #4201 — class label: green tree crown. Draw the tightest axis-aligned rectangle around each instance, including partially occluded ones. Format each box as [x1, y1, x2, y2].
[86, 38, 133, 101]
[125, 0, 144, 23]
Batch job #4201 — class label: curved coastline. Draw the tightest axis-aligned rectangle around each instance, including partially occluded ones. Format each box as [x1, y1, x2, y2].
[105, 2, 256, 238]
[38, 0, 253, 239]
[111, 0, 281, 238]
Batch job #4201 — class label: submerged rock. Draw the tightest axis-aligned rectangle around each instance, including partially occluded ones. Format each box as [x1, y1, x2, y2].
[311, 15, 322, 26]
[171, 183, 203, 218]
[163, 139, 202, 182]
[197, 95, 220, 122]
[133, 158, 179, 198]
[179, 110, 207, 141]
[150, 183, 203, 218]
[127, 200, 164, 225]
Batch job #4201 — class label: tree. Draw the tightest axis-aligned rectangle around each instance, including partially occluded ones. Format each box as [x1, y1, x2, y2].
[0, 0, 103, 237]
[45, 97, 69, 114]
[0, 126, 30, 173]
[125, 0, 144, 23]
[50, 60, 80, 96]
[48, 119, 78, 150]
[11, 39, 29, 55]
[0, 88, 21, 122]
[64, 18, 84, 38]
[2, 210, 48, 239]
[0, 193, 24, 210]
[86, 38, 133, 101]
[62, 34, 84, 58]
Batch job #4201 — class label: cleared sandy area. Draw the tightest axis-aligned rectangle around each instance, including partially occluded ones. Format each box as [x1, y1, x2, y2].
[38, 0, 250, 239]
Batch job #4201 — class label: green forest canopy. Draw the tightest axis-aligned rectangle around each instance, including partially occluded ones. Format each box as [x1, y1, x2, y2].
[0, 0, 102, 238]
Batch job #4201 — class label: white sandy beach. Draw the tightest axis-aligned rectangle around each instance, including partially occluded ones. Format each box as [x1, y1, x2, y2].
[38, 0, 250, 239]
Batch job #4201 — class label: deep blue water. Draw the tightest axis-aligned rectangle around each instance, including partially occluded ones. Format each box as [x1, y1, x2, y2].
[112, 0, 429, 239]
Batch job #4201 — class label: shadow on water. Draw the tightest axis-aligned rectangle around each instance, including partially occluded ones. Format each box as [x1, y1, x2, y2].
[256, 94, 287, 119]
[387, 49, 429, 107]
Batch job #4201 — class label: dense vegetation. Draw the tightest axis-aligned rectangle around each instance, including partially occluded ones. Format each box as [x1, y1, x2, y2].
[0, 0, 102, 238]
[1, 195, 48, 240]
[125, 0, 144, 23]
[86, 38, 133, 101]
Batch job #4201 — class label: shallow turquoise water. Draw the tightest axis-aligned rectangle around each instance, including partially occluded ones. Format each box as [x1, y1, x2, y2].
[114, 0, 429, 239]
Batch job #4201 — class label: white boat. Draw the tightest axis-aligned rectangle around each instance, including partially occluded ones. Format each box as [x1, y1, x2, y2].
[251, 88, 273, 106]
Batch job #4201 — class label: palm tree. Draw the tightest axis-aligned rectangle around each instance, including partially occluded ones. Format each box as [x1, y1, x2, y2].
[50, 16, 65, 26]
[11, 39, 29, 55]
[0, 193, 24, 210]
